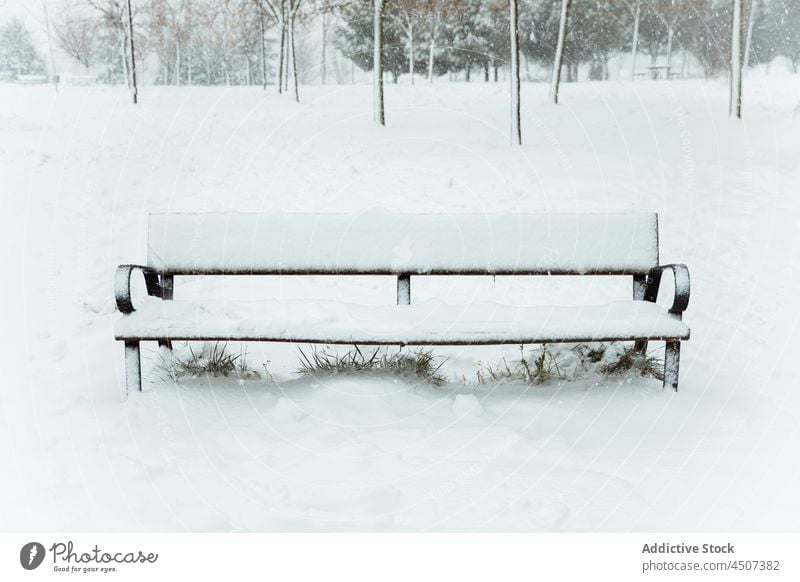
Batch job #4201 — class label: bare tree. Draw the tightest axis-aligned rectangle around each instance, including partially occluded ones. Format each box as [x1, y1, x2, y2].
[289, 6, 298, 99]
[510, 0, 521, 144]
[389, 0, 424, 85]
[551, 0, 571, 103]
[42, 0, 59, 90]
[87, 0, 134, 88]
[260, 6, 269, 88]
[426, 4, 442, 82]
[126, 0, 137, 102]
[630, 0, 641, 80]
[664, 0, 679, 69]
[256, 0, 304, 96]
[743, 0, 758, 72]
[730, 0, 744, 117]
[374, 0, 385, 125]
[56, 15, 97, 71]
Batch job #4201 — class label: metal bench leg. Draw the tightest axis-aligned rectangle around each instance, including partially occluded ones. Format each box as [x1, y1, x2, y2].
[124, 341, 142, 395]
[663, 340, 680, 391]
[633, 274, 648, 354]
[158, 274, 174, 350]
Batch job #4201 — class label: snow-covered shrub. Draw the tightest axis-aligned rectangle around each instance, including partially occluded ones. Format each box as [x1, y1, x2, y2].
[152, 342, 261, 381]
[597, 343, 664, 382]
[296, 346, 448, 385]
[475, 345, 565, 385]
[474, 343, 665, 385]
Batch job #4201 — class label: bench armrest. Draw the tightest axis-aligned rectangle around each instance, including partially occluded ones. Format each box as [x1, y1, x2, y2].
[643, 264, 690, 316]
[115, 265, 163, 314]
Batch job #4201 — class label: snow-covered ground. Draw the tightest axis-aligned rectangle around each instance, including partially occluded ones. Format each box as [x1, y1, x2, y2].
[1, 76, 799, 532]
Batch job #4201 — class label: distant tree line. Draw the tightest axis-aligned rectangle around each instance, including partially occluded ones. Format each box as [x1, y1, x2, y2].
[1, 0, 798, 85]
[336, 0, 800, 82]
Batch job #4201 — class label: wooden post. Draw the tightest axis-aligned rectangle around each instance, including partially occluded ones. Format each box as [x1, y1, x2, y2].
[397, 274, 411, 305]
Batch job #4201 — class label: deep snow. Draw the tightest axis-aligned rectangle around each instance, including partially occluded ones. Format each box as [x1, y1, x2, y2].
[1, 75, 799, 531]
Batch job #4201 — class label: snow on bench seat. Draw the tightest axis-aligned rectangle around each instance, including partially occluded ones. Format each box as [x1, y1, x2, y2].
[147, 211, 659, 275]
[114, 298, 689, 344]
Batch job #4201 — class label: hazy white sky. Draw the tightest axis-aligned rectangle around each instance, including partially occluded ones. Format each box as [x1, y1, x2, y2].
[1, 0, 47, 26]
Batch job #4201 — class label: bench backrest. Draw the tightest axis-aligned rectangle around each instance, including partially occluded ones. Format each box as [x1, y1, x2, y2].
[147, 211, 659, 275]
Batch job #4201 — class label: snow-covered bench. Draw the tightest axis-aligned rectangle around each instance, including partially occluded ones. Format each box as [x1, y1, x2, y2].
[114, 211, 690, 394]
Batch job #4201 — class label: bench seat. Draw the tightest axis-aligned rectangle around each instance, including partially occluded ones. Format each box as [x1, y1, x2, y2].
[114, 298, 689, 344]
[115, 212, 690, 395]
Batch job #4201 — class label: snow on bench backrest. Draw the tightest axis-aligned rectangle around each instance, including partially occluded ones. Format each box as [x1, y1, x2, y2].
[147, 211, 659, 275]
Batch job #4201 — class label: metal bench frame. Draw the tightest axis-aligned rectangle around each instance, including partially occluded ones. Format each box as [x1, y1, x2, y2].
[115, 262, 690, 395]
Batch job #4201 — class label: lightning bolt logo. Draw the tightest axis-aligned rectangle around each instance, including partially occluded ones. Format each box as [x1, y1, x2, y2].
[20, 542, 45, 570]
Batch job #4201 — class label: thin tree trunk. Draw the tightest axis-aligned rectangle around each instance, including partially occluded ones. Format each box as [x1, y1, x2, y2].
[510, 0, 521, 144]
[373, 0, 385, 125]
[283, 19, 290, 92]
[277, 19, 286, 93]
[407, 15, 414, 84]
[428, 37, 435, 82]
[743, 0, 758, 72]
[222, 14, 231, 86]
[290, 14, 299, 101]
[666, 27, 674, 70]
[665, 0, 676, 70]
[126, 0, 137, 103]
[730, 0, 744, 118]
[681, 47, 688, 78]
[321, 11, 327, 85]
[261, 11, 268, 89]
[427, 15, 437, 82]
[187, 35, 193, 86]
[120, 29, 130, 88]
[176, 38, 181, 86]
[630, 0, 641, 81]
[42, 0, 58, 92]
[551, 0, 570, 103]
